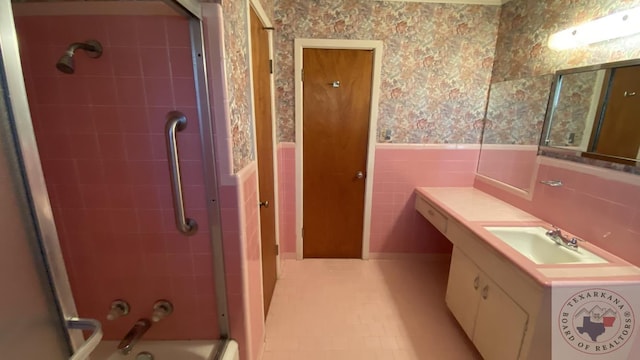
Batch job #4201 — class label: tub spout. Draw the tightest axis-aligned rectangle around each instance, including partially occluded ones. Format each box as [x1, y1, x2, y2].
[118, 318, 152, 355]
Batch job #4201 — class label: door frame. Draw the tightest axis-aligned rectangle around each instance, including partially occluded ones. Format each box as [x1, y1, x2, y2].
[247, 0, 282, 277]
[294, 39, 383, 260]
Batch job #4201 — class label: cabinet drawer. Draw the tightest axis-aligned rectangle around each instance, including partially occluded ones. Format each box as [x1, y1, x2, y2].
[415, 196, 448, 235]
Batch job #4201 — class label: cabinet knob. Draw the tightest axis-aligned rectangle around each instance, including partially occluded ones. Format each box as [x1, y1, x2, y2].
[473, 276, 480, 290]
[481, 285, 489, 300]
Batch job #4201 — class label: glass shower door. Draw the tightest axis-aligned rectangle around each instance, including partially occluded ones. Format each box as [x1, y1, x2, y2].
[0, 40, 70, 360]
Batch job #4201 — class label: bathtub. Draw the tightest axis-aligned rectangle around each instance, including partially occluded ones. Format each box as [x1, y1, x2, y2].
[91, 340, 239, 360]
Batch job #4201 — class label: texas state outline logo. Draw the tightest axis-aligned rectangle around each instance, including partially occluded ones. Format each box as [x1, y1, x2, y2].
[559, 288, 635, 355]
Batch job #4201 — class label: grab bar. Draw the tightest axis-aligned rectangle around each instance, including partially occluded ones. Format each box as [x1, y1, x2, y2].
[67, 317, 103, 360]
[165, 111, 198, 236]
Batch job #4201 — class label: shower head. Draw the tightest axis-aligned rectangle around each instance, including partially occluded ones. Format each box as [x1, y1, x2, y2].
[55, 40, 103, 74]
[56, 52, 75, 74]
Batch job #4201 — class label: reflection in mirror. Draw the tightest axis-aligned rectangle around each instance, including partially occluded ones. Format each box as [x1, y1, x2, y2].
[477, 75, 552, 191]
[590, 65, 640, 161]
[542, 60, 640, 167]
[544, 70, 605, 151]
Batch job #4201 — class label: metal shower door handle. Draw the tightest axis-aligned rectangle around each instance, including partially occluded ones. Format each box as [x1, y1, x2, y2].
[67, 317, 102, 360]
[165, 111, 198, 236]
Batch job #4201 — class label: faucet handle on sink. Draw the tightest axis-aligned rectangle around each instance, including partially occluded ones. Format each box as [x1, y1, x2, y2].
[546, 226, 561, 236]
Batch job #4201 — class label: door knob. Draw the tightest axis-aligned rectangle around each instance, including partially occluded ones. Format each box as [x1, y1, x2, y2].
[259, 200, 270, 208]
[355, 171, 364, 179]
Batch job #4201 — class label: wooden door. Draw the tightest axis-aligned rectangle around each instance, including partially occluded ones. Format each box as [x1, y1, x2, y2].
[302, 48, 373, 258]
[593, 65, 640, 159]
[250, 8, 277, 317]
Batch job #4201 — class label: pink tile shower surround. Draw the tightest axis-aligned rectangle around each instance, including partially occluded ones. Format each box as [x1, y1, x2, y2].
[277, 143, 480, 257]
[475, 160, 640, 268]
[16, 15, 220, 340]
[218, 162, 265, 360]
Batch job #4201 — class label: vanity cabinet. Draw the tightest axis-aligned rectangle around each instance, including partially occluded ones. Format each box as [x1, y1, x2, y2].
[447, 247, 529, 360]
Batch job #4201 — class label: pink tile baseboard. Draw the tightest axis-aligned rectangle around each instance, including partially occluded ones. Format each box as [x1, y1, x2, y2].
[277, 143, 479, 256]
[475, 157, 640, 267]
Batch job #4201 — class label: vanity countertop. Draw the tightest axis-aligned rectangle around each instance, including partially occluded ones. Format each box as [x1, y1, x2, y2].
[415, 187, 640, 285]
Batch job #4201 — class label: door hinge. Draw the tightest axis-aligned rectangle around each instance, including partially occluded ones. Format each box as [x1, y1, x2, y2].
[275, 244, 279, 255]
[301, 68, 304, 82]
[269, 59, 273, 74]
[301, 228, 304, 238]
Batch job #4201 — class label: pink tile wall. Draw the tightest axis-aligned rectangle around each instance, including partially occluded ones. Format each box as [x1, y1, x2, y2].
[218, 164, 265, 360]
[477, 147, 538, 190]
[475, 162, 640, 267]
[277, 144, 480, 255]
[16, 15, 219, 339]
[371, 146, 479, 253]
[217, 185, 247, 356]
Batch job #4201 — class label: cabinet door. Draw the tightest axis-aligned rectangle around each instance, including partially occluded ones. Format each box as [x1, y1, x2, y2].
[474, 276, 528, 360]
[445, 247, 481, 339]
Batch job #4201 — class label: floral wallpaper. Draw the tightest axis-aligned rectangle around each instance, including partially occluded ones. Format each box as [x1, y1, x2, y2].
[257, 0, 275, 21]
[546, 70, 600, 147]
[482, 75, 553, 145]
[274, 0, 501, 144]
[484, 0, 640, 145]
[479, 0, 640, 187]
[223, 0, 254, 172]
[492, 0, 640, 83]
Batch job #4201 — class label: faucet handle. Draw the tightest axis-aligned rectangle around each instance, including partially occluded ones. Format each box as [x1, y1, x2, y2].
[546, 226, 560, 236]
[107, 299, 130, 321]
[151, 300, 173, 322]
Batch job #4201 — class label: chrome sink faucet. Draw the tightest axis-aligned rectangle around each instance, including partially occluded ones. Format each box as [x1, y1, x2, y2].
[545, 226, 581, 251]
[118, 318, 152, 355]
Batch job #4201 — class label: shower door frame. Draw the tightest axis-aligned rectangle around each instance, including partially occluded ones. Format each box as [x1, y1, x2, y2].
[0, 0, 82, 352]
[2, 0, 230, 354]
[163, 0, 232, 339]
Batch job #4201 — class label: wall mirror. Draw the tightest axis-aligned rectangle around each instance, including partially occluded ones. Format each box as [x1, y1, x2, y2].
[541, 59, 640, 168]
[476, 74, 553, 192]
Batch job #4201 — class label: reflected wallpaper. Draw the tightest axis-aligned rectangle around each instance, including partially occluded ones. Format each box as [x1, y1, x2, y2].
[547, 70, 600, 147]
[274, 0, 501, 144]
[482, 75, 553, 145]
[486, 0, 640, 147]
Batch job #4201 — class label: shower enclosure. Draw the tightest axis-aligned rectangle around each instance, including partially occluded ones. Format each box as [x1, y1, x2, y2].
[1, 0, 230, 357]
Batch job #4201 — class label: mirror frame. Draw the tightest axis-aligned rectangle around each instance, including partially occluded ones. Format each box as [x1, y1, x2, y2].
[539, 58, 640, 175]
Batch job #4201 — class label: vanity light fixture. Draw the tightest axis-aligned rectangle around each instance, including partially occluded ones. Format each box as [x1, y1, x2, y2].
[548, 6, 640, 50]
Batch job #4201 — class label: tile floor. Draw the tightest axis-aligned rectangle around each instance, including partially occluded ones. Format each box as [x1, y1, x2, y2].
[261, 257, 482, 360]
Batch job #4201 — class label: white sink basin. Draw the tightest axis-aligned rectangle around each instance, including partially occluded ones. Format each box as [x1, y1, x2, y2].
[485, 227, 608, 265]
